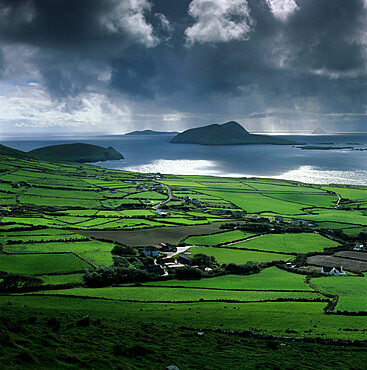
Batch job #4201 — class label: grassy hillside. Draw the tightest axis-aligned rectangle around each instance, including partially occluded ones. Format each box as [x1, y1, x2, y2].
[1, 146, 367, 367]
[0, 144, 29, 159]
[29, 143, 123, 163]
[170, 121, 298, 145]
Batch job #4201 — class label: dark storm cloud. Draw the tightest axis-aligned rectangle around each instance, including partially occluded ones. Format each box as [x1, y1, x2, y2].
[285, 0, 366, 73]
[0, 0, 367, 127]
[0, 0, 160, 98]
[0, 0, 137, 48]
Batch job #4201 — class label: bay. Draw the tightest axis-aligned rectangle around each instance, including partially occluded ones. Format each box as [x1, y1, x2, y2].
[2, 133, 367, 185]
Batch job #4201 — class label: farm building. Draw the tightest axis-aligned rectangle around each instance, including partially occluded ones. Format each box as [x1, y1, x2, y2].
[155, 243, 177, 253]
[155, 209, 170, 217]
[157, 257, 175, 265]
[354, 244, 365, 251]
[321, 266, 346, 275]
[144, 246, 160, 258]
[178, 255, 193, 265]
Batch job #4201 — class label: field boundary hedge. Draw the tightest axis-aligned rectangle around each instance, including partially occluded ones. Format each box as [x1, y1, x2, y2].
[16, 293, 328, 305]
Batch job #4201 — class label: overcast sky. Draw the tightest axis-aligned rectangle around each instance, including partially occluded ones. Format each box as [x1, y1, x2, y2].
[1, 0, 367, 137]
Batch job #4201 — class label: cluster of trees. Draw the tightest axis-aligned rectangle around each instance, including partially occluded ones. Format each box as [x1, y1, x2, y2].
[191, 253, 218, 268]
[111, 244, 154, 268]
[225, 262, 261, 275]
[0, 274, 43, 291]
[83, 267, 152, 287]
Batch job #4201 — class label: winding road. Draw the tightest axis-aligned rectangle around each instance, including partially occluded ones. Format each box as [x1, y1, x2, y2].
[152, 183, 172, 210]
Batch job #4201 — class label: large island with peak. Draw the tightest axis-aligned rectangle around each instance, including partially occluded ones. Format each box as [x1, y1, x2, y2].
[170, 121, 298, 145]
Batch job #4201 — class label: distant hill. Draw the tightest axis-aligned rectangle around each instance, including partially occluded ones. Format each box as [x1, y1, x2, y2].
[170, 121, 298, 145]
[312, 127, 327, 135]
[125, 130, 179, 136]
[0, 144, 30, 159]
[28, 143, 124, 163]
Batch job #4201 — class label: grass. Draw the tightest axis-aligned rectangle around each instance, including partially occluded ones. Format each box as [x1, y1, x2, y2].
[189, 246, 293, 264]
[1, 308, 367, 369]
[143, 267, 313, 291]
[0, 253, 92, 274]
[311, 275, 367, 312]
[229, 233, 339, 254]
[204, 190, 310, 215]
[1, 295, 366, 341]
[301, 209, 367, 226]
[3, 239, 114, 257]
[39, 273, 85, 285]
[76, 222, 238, 246]
[37, 286, 322, 302]
[1, 149, 367, 352]
[184, 229, 257, 246]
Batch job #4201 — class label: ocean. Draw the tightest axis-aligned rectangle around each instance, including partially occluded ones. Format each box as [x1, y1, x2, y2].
[2, 133, 367, 185]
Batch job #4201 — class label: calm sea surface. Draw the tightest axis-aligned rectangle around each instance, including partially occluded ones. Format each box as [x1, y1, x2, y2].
[2, 134, 367, 185]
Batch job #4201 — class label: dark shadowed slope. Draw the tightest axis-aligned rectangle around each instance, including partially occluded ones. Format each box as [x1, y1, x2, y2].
[29, 143, 124, 163]
[0, 144, 29, 159]
[170, 121, 298, 145]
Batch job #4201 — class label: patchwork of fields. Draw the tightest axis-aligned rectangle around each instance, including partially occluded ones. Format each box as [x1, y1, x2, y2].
[0, 152, 367, 345]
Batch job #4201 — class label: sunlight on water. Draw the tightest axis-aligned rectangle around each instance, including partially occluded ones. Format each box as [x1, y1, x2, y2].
[124, 159, 225, 176]
[276, 166, 367, 185]
[124, 161, 367, 185]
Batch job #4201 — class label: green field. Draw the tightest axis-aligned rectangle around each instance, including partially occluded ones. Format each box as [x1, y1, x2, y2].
[189, 246, 293, 264]
[0, 253, 92, 274]
[311, 275, 367, 312]
[39, 273, 85, 285]
[143, 267, 313, 291]
[184, 229, 257, 246]
[2, 295, 366, 341]
[229, 233, 339, 254]
[0, 146, 367, 364]
[38, 286, 322, 302]
[1, 307, 367, 370]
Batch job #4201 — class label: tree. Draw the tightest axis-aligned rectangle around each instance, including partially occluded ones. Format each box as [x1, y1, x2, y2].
[175, 266, 203, 279]
[0, 274, 43, 291]
[192, 253, 217, 268]
[112, 255, 129, 268]
[225, 262, 261, 275]
[111, 245, 137, 256]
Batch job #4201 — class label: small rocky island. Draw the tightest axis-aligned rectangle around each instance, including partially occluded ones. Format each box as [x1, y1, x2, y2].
[170, 121, 298, 145]
[28, 143, 124, 163]
[312, 127, 327, 135]
[125, 129, 179, 135]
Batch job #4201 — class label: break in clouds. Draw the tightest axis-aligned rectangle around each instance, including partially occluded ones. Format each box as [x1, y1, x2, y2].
[1, 0, 367, 135]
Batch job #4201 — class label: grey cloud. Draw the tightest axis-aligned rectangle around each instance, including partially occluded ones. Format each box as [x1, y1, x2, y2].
[0, 0, 367, 132]
[184, 0, 255, 45]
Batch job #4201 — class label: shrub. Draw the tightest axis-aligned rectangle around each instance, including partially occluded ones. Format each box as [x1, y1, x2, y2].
[112, 256, 129, 268]
[192, 253, 218, 268]
[225, 262, 261, 275]
[175, 266, 203, 279]
[111, 245, 137, 256]
[0, 274, 43, 291]
[83, 266, 152, 287]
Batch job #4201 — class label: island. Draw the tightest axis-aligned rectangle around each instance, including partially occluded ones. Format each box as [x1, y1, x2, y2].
[312, 127, 327, 135]
[297, 145, 353, 150]
[170, 121, 298, 145]
[125, 129, 179, 135]
[28, 143, 124, 163]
